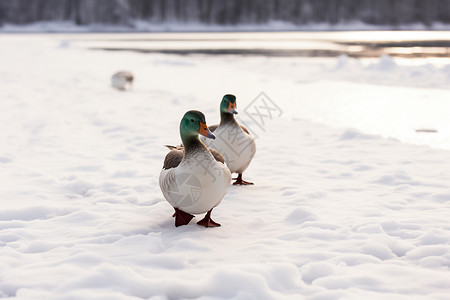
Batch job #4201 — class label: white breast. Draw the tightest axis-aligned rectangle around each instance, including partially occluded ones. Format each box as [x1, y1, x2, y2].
[203, 124, 256, 174]
[159, 150, 231, 214]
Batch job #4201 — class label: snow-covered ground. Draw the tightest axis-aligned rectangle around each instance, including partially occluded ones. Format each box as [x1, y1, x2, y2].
[1, 33, 450, 299]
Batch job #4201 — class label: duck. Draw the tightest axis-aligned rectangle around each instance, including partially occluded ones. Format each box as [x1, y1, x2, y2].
[112, 71, 134, 90]
[159, 110, 231, 227]
[201, 94, 256, 185]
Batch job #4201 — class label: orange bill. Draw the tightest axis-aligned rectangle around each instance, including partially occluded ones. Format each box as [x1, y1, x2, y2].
[198, 122, 216, 139]
[228, 102, 238, 114]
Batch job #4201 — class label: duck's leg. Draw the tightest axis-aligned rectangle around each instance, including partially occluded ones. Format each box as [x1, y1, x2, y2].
[232, 173, 254, 185]
[197, 209, 221, 227]
[173, 208, 194, 227]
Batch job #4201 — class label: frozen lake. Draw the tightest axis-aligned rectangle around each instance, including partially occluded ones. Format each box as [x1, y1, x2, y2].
[59, 31, 450, 60]
[2, 31, 450, 149]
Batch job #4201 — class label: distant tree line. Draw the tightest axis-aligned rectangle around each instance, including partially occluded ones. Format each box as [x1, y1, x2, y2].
[1, 0, 450, 27]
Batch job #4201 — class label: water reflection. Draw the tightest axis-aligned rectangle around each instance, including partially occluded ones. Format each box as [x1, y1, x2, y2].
[65, 31, 450, 59]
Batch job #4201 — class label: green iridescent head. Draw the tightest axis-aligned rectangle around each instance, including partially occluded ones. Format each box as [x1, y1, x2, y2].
[180, 110, 215, 141]
[220, 94, 238, 115]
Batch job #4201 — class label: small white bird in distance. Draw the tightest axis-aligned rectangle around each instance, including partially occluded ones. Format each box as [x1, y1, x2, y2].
[112, 71, 134, 91]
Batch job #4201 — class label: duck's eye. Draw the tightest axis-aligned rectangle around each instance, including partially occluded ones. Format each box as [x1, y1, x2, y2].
[190, 119, 194, 122]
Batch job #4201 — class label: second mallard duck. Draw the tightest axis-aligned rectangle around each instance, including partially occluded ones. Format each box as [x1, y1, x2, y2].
[202, 94, 256, 185]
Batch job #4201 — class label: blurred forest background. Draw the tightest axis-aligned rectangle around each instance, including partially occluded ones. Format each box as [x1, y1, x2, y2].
[1, 0, 450, 28]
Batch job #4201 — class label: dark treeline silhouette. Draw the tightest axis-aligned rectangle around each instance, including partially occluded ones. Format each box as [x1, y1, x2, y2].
[1, 0, 450, 27]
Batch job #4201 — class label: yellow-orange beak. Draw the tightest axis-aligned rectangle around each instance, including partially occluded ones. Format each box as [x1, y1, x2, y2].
[198, 122, 216, 139]
[228, 102, 238, 114]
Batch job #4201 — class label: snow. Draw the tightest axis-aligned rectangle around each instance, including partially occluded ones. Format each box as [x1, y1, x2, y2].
[1, 33, 450, 299]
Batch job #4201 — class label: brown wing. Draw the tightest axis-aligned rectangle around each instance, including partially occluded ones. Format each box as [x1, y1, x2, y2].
[163, 144, 223, 166]
[165, 144, 184, 151]
[209, 124, 219, 133]
[209, 148, 225, 164]
[163, 149, 184, 169]
[240, 125, 250, 135]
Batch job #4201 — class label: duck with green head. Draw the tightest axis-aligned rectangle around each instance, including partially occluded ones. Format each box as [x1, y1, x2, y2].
[201, 94, 256, 185]
[160, 110, 231, 227]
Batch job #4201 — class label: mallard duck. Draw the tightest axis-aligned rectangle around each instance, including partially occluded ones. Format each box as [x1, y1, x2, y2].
[112, 71, 134, 90]
[201, 94, 256, 185]
[159, 110, 231, 227]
